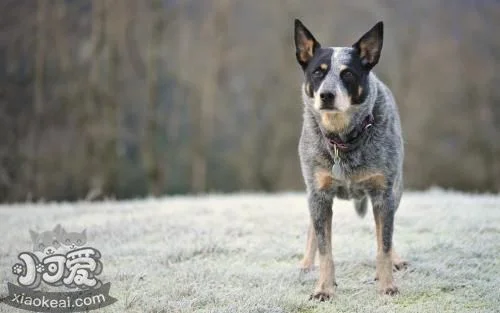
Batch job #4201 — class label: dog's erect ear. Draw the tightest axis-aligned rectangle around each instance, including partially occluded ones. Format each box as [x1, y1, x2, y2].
[294, 19, 321, 69]
[353, 21, 383, 70]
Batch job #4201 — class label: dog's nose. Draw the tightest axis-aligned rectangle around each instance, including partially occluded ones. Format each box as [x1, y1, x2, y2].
[320, 92, 334, 102]
[319, 92, 335, 109]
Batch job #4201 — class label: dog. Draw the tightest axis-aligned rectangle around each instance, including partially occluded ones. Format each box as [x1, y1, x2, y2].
[294, 19, 407, 300]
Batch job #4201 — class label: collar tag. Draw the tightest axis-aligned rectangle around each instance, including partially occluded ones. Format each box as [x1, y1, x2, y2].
[332, 145, 344, 179]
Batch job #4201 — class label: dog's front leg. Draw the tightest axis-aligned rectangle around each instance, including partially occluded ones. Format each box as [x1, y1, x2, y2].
[299, 219, 317, 272]
[372, 190, 398, 295]
[308, 191, 335, 301]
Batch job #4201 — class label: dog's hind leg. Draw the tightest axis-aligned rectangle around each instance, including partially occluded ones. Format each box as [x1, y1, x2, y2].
[391, 249, 408, 271]
[299, 219, 317, 272]
[372, 190, 399, 295]
[308, 191, 336, 301]
[374, 249, 408, 280]
[390, 175, 408, 271]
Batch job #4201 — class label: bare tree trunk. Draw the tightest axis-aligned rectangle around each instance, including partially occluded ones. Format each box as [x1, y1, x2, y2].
[84, 1, 104, 200]
[55, 0, 70, 72]
[103, 0, 121, 197]
[191, 0, 230, 193]
[142, 0, 165, 196]
[29, 0, 48, 200]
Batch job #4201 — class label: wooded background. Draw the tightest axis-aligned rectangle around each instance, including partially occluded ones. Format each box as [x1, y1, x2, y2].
[1, 0, 499, 202]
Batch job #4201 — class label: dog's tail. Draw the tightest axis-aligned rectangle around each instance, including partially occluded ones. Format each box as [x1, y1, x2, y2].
[354, 197, 368, 218]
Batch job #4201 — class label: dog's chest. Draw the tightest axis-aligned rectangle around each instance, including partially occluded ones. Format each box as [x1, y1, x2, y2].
[314, 162, 386, 198]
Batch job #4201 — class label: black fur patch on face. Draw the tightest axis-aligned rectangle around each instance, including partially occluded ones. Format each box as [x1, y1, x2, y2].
[337, 49, 371, 104]
[303, 48, 333, 98]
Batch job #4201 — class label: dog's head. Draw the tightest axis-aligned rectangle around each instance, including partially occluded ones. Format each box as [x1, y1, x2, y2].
[294, 19, 383, 134]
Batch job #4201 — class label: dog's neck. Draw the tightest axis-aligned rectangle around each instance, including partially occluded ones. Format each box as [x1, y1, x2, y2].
[321, 114, 374, 151]
[316, 112, 374, 153]
[319, 74, 379, 153]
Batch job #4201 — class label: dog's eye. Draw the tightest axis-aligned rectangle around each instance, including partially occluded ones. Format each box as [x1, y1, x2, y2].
[312, 68, 324, 77]
[341, 70, 356, 84]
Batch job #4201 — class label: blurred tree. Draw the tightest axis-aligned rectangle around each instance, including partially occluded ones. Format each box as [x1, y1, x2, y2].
[0, 0, 499, 201]
[143, 0, 165, 196]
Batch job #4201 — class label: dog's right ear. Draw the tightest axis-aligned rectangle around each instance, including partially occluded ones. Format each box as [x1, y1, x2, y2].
[353, 21, 383, 71]
[294, 19, 321, 70]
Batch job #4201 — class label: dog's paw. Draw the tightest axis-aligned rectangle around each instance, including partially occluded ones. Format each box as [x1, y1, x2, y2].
[379, 283, 399, 296]
[309, 283, 337, 301]
[393, 259, 408, 271]
[298, 259, 316, 273]
[309, 291, 333, 301]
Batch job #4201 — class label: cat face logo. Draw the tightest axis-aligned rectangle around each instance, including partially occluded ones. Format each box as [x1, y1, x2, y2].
[15, 225, 99, 290]
[29, 224, 87, 256]
[29, 225, 61, 256]
[58, 228, 87, 250]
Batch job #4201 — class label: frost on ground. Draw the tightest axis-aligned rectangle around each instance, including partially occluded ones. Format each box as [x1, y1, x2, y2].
[0, 190, 499, 313]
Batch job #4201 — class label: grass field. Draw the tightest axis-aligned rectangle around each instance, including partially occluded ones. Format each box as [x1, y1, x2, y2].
[1, 190, 499, 312]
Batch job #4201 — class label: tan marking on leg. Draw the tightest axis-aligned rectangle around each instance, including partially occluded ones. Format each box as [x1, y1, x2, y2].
[315, 168, 345, 190]
[320, 111, 350, 133]
[312, 216, 335, 301]
[314, 169, 333, 190]
[374, 213, 383, 281]
[313, 257, 335, 300]
[352, 171, 387, 190]
[299, 221, 317, 272]
[376, 249, 397, 295]
[373, 211, 398, 295]
[375, 213, 383, 253]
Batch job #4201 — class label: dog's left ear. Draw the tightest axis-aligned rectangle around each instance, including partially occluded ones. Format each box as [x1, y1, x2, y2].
[353, 21, 383, 70]
[294, 19, 321, 70]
